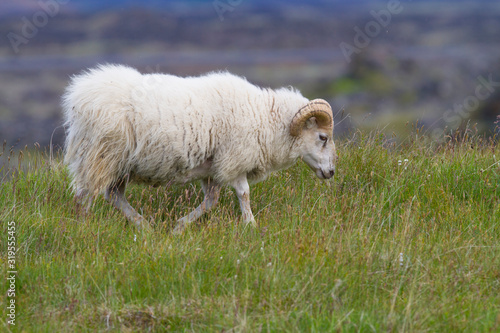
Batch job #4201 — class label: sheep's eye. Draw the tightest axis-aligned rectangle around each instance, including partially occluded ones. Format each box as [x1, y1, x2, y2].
[319, 135, 328, 142]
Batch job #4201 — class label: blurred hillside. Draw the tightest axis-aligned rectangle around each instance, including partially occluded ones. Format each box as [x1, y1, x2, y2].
[0, 0, 500, 148]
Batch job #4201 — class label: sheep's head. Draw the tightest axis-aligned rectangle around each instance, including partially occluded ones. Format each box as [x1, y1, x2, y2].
[290, 99, 337, 179]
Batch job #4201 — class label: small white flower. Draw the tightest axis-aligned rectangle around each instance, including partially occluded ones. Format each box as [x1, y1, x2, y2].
[234, 275, 238, 279]
[133, 234, 137, 242]
[267, 262, 272, 267]
[399, 252, 404, 266]
[220, 256, 223, 260]
[404, 159, 409, 163]
[260, 247, 264, 251]
[236, 259, 240, 265]
[398, 160, 402, 166]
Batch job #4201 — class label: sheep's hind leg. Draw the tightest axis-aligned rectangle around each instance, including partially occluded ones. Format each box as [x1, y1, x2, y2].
[105, 180, 149, 230]
[75, 187, 93, 213]
[173, 179, 221, 234]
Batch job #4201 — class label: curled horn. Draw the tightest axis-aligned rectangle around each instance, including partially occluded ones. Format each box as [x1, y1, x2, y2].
[289, 99, 333, 137]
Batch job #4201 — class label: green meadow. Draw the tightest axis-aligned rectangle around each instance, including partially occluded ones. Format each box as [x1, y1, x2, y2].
[1, 131, 500, 332]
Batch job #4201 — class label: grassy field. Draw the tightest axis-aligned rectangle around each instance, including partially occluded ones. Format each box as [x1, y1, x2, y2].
[1, 132, 500, 332]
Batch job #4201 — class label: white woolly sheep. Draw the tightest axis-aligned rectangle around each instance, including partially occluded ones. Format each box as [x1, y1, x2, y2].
[63, 64, 337, 233]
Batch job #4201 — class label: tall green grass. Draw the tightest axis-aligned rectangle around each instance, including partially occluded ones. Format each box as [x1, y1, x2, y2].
[1, 132, 499, 332]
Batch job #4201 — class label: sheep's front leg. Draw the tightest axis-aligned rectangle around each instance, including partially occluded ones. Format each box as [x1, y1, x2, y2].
[231, 175, 256, 227]
[173, 179, 221, 234]
[105, 180, 149, 230]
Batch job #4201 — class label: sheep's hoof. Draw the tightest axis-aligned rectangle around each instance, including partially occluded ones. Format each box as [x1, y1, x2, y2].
[172, 222, 186, 235]
[132, 215, 152, 231]
[244, 218, 257, 228]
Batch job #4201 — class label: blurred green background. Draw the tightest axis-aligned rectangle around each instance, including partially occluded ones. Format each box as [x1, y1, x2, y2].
[1, 0, 499, 149]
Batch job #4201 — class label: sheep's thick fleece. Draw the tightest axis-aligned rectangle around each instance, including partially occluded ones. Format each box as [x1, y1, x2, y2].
[63, 64, 336, 231]
[63, 64, 308, 194]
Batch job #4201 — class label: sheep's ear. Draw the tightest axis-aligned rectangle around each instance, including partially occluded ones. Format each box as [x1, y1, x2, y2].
[305, 117, 318, 129]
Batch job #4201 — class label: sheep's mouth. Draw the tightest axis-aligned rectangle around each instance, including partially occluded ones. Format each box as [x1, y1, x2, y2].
[317, 168, 334, 180]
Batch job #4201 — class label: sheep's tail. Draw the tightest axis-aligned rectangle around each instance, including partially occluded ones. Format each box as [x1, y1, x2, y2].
[63, 115, 135, 195]
[62, 65, 140, 195]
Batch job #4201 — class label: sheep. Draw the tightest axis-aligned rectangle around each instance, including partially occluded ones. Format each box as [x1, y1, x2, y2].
[63, 64, 337, 233]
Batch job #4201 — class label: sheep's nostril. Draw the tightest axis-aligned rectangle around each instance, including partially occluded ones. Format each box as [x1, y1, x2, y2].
[330, 170, 335, 177]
